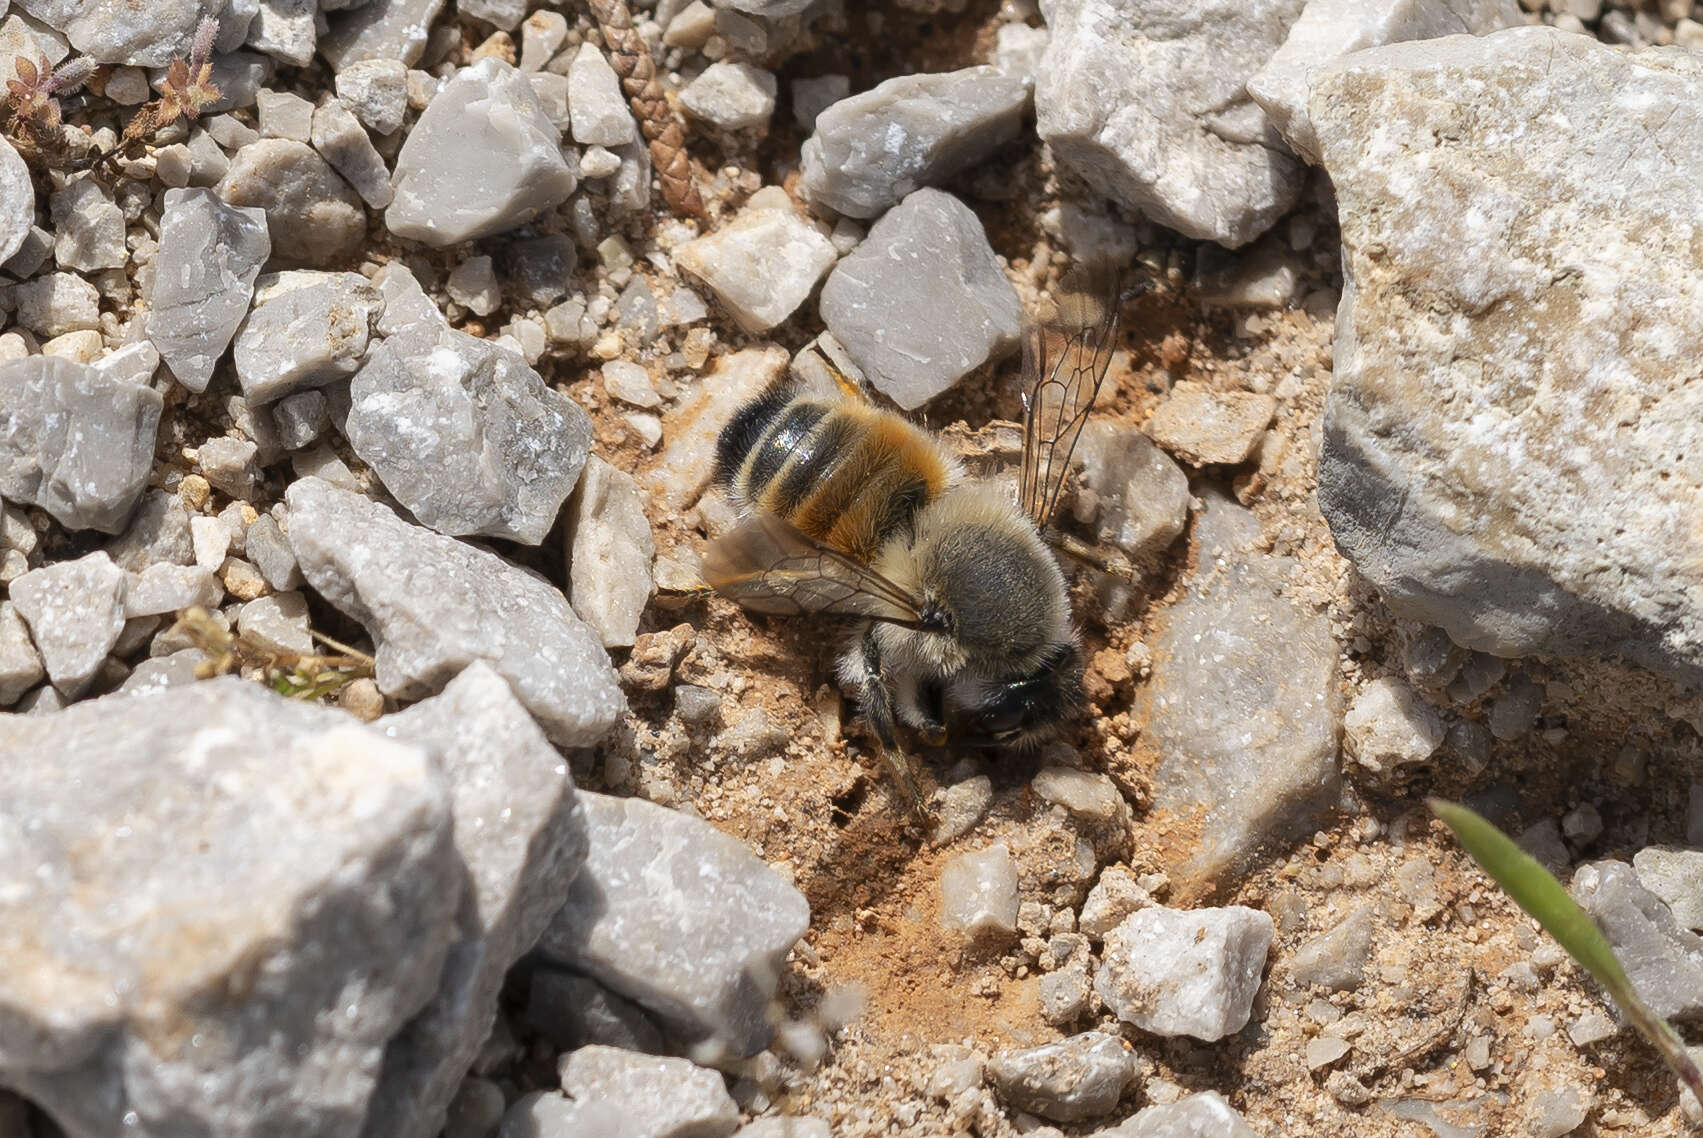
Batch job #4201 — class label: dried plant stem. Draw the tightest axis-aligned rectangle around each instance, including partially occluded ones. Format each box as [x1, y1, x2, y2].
[587, 0, 704, 218]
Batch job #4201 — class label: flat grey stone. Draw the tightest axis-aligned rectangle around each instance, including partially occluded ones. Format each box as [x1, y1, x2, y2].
[320, 0, 446, 70]
[346, 322, 590, 545]
[236, 591, 313, 655]
[247, 0, 315, 66]
[567, 456, 655, 649]
[1037, 0, 1304, 247]
[14, 0, 223, 65]
[286, 477, 622, 747]
[233, 270, 383, 403]
[1306, 29, 1703, 682]
[246, 513, 303, 590]
[1248, 0, 1520, 163]
[1075, 422, 1190, 561]
[1633, 847, 1703, 933]
[14, 271, 100, 337]
[103, 489, 194, 570]
[1098, 1092, 1260, 1138]
[986, 1032, 1137, 1123]
[800, 66, 1028, 218]
[273, 389, 331, 450]
[313, 96, 394, 209]
[1289, 904, 1376, 991]
[555, 1046, 739, 1138]
[50, 176, 126, 271]
[0, 136, 33, 264]
[216, 139, 366, 267]
[1571, 859, 1703, 1024]
[388, 58, 577, 247]
[1095, 905, 1275, 1042]
[1134, 494, 1340, 891]
[361, 663, 590, 1138]
[0, 678, 461, 1138]
[0, 355, 163, 533]
[819, 187, 1022, 410]
[536, 791, 810, 1058]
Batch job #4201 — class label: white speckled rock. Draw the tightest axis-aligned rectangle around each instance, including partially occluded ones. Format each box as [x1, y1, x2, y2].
[14, 0, 224, 65]
[1036, 0, 1305, 247]
[286, 478, 622, 747]
[675, 188, 837, 333]
[0, 600, 45, 705]
[388, 58, 577, 247]
[536, 792, 810, 1058]
[1248, 0, 1520, 163]
[320, 0, 447, 70]
[681, 60, 777, 131]
[566, 42, 637, 146]
[1306, 28, 1703, 683]
[1342, 676, 1445, 773]
[552, 1047, 739, 1138]
[0, 136, 33, 264]
[312, 96, 394, 209]
[1095, 905, 1275, 1042]
[1105, 1092, 1260, 1138]
[0, 678, 460, 1138]
[361, 663, 590, 1138]
[233, 270, 383, 403]
[987, 1032, 1138, 1123]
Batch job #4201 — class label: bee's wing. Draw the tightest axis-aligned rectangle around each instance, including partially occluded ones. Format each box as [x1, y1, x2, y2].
[1019, 283, 1120, 532]
[703, 514, 929, 629]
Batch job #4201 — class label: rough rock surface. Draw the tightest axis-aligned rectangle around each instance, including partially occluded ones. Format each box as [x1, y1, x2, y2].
[675, 187, 837, 333]
[234, 271, 383, 403]
[801, 66, 1029, 219]
[1571, 859, 1703, 1023]
[0, 678, 460, 1138]
[1341, 675, 1445, 772]
[819, 188, 1023, 410]
[216, 139, 366, 267]
[1102, 1092, 1260, 1138]
[321, 0, 448, 70]
[1250, 0, 1520, 163]
[148, 188, 271, 394]
[0, 137, 33, 264]
[1309, 28, 1703, 682]
[1095, 905, 1276, 1042]
[1036, 0, 1305, 247]
[8, 550, 125, 696]
[0, 355, 163, 534]
[567, 456, 656, 649]
[286, 477, 623, 746]
[346, 321, 591, 544]
[14, 0, 224, 66]
[536, 791, 811, 1058]
[939, 842, 1021, 941]
[361, 663, 590, 1138]
[1132, 494, 1339, 891]
[986, 1032, 1138, 1122]
[555, 1046, 740, 1138]
[388, 58, 577, 247]
[1075, 421, 1190, 561]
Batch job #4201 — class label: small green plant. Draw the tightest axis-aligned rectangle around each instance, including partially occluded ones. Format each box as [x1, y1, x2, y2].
[1430, 798, 1703, 1114]
[172, 606, 375, 702]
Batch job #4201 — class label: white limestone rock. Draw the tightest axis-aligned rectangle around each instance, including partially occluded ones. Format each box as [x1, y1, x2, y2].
[1095, 905, 1275, 1042]
[675, 187, 837, 333]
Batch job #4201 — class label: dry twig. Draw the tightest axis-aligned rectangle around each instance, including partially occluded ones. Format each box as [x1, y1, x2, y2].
[172, 606, 376, 702]
[587, 0, 704, 218]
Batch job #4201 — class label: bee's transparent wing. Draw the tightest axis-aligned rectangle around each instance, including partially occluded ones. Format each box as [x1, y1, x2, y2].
[703, 514, 930, 629]
[1019, 284, 1120, 531]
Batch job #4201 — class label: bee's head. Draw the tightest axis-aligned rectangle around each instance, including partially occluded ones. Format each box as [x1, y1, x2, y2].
[955, 641, 1085, 749]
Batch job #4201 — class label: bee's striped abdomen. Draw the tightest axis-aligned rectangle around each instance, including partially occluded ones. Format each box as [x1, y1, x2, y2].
[715, 393, 952, 561]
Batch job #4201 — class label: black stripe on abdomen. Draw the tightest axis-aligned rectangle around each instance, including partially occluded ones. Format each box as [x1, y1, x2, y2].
[744, 401, 829, 500]
[714, 380, 796, 488]
[768, 412, 858, 517]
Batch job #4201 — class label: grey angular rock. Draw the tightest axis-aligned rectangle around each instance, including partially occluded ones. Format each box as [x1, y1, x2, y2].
[680, 61, 777, 131]
[217, 139, 366, 267]
[9, 551, 127, 696]
[346, 322, 590, 545]
[1037, 0, 1304, 247]
[1308, 29, 1703, 681]
[567, 456, 656, 649]
[1342, 676, 1445, 772]
[675, 187, 837, 334]
[986, 1032, 1137, 1123]
[1289, 904, 1376, 991]
[536, 792, 810, 1057]
[0, 599, 45, 705]
[50, 176, 126, 271]
[199, 435, 261, 498]
[123, 562, 224, 617]
[247, 0, 317, 66]
[313, 96, 394, 209]
[237, 591, 313, 655]
[567, 43, 637, 146]
[336, 58, 410, 136]
[1144, 382, 1276, 467]
[819, 188, 1022, 410]
[0, 136, 33, 264]
[525, 968, 666, 1054]
[1095, 905, 1275, 1042]
[1032, 766, 1128, 826]
[14, 271, 100, 337]
[388, 58, 577, 247]
[1634, 848, 1703, 933]
[361, 663, 591, 1138]
[1571, 860, 1703, 1023]
[273, 388, 331, 450]
[246, 513, 304, 590]
[939, 841, 1020, 941]
[801, 66, 1028, 218]
[1098, 1092, 1259, 1138]
[286, 477, 622, 746]
[1079, 865, 1154, 939]
[0, 355, 163, 533]
[0, 678, 460, 1138]
[104, 490, 195, 570]
[14, 0, 223, 65]
[1039, 966, 1092, 1027]
[1075, 422, 1190, 561]
[1134, 494, 1340, 891]
[320, 0, 446, 69]
[1248, 0, 1520, 164]
[233, 270, 383, 403]
[556, 1046, 739, 1138]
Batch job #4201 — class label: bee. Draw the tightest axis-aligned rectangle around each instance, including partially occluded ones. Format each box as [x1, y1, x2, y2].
[703, 285, 1120, 814]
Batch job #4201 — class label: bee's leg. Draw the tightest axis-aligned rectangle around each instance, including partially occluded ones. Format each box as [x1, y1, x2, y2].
[899, 676, 948, 748]
[859, 631, 930, 817]
[1043, 529, 1135, 581]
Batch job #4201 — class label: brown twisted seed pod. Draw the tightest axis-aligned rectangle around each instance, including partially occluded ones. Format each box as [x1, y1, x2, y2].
[586, 0, 704, 218]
